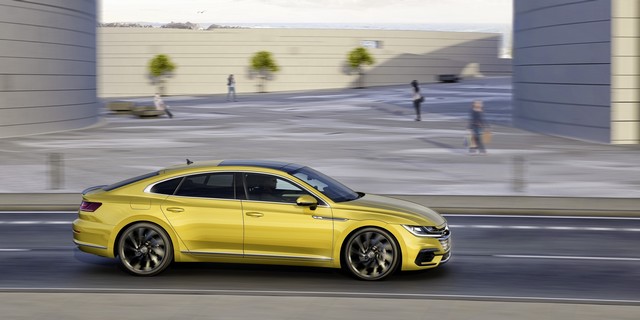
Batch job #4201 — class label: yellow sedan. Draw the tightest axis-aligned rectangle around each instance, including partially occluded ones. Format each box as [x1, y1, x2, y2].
[73, 160, 451, 280]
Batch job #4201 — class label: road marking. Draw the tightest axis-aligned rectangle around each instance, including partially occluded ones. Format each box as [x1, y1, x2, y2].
[495, 255, 640, 262]
[445, 214, 640, 220]
[449, 224, 640, 232]
[0, 249, 30, 252]
[0, 221, 70, 225]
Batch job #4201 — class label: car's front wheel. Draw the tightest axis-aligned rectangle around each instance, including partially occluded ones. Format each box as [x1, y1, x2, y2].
[117, 222, 173, 276]
[343, 227, 399, 280]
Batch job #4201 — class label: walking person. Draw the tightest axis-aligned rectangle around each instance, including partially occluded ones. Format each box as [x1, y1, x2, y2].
[411, 80, 424, 121]
[468, 100, 488, 154]
[154, 93, 173, 118]
[226, 74, 237, 101]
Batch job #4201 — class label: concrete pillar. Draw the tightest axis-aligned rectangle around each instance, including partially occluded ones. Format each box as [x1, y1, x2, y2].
[0, 0, 99, 138]
[611, 0, 640, 144]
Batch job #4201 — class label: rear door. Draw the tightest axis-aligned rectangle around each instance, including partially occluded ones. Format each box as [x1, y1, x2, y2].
[159, 172, 244, 256]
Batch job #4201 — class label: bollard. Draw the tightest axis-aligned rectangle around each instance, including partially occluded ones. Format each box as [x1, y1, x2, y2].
[48, 153, 64, 190]
[512, 155, 526, 193]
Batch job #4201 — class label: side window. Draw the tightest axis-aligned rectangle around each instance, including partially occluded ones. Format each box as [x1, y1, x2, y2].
[244, 173, 307, 203]
[174, 173, 235, 199]
[150, 177, 183, 195]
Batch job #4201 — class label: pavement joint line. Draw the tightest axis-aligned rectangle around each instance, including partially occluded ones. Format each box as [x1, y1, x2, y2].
[0, 287, 638, 305]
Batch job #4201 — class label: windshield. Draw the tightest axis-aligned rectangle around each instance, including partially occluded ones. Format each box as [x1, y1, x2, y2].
[290, 166, 360, 202]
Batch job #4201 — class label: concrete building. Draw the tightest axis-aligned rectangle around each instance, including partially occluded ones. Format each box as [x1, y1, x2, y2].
[98, 28, 511, 97]
[0, 0, 99, 139]
[513, 0, 640, 144]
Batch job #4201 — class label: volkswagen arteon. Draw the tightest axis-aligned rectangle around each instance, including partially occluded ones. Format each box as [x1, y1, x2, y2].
[73, 160, 451, 280]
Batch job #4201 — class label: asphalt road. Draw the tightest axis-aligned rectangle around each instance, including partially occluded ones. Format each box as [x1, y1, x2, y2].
[1, 211, 639, 302]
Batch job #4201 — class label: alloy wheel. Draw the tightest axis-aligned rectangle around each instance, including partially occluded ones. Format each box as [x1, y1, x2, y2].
[118, 223, 173, 276]
[344, 228, 398, 280]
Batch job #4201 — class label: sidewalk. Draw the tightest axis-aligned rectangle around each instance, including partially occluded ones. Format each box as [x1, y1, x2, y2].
[0, 77, 638, 204]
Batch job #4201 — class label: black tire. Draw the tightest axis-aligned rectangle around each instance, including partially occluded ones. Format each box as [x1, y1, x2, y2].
[342, 227, 399, 281]
[117, 222, 173, 276]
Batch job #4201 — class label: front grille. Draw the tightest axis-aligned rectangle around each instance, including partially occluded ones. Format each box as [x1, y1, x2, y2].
[438, 235, 451, 252]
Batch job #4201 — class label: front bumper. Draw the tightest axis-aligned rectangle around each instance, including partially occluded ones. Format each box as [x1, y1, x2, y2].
[397, 226, 451, 271]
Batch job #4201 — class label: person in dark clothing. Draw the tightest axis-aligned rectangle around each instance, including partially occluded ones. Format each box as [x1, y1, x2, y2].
[411, 80, 423, 121]
[468, 100, 488, 154]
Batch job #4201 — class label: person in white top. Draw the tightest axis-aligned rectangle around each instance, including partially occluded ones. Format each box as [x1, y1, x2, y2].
[154, 93, 173, 118]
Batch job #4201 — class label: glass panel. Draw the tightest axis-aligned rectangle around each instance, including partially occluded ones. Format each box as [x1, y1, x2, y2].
[244, 173, 307, 203]
[150, 177, 182, 195]
[175, 173, 235, 199]
[291, 166, 359, 202]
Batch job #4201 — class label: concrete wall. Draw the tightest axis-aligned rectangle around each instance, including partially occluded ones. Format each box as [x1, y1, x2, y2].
[0, 0, 99, 138]
[611, 0, 640, 144]
[513, 0, 613, 143]
[98, 28, 511, 97]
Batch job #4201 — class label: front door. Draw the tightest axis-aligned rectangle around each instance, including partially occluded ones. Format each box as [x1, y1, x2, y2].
[241, 173, 334, 261]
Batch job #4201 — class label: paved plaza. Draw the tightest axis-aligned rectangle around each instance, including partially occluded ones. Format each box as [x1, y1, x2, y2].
[1, 76, 638, 198]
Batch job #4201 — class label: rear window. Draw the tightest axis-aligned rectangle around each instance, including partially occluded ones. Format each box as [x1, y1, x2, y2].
[150, 177, 183, 195]
[103, 171, 160, 191]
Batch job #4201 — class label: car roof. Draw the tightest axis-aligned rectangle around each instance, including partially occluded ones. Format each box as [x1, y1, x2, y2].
[162, 159, 305, 174]
[219, 160, 304, 172]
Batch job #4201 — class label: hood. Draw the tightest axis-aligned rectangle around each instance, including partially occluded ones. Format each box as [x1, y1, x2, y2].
[335, 194, 446, 226]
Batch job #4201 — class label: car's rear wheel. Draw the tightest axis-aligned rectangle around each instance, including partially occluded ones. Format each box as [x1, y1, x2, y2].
[117, 222, 173, 276]
[343, 227, 399, 280]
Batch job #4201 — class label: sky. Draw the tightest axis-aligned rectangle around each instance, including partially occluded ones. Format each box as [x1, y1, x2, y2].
[100, 0, 512, 25]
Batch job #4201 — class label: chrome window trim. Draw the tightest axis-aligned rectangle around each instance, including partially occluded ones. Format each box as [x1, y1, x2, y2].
[144, 170, 332, 208]
[241, 198, 330, 208]
[144, 171, 238, 200]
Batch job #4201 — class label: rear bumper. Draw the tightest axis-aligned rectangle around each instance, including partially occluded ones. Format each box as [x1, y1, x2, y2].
[72, 218, 113, 258]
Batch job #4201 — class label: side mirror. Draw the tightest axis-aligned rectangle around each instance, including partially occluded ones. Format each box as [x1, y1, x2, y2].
[296, 195, 318, 210]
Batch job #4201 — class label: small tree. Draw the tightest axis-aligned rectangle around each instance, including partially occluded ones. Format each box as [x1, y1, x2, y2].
[250, 51, 280, 93]
[347, 47, 375, 88]
[148, 54, 176, 95]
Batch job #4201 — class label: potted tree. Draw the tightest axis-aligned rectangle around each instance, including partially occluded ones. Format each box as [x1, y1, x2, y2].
[347, 47, 375, 88]
[148, 54, 176, 96]
[250, 51, 280, 93]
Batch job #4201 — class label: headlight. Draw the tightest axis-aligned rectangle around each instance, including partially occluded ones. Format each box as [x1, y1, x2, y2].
[402, 225, 449, 238]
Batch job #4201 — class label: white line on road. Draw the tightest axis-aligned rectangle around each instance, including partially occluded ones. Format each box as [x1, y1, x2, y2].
[495, 255, 640, 262]
[445, 215, 640, 220]
[0, 221, 70, 225]
[449, 225, 640, 232]
[0, 249, 30, 252]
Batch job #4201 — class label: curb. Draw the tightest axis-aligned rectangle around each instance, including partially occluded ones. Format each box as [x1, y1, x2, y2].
[1, 193, 639, 216]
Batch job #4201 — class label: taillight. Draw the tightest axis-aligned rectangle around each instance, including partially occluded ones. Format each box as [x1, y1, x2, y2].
[80, 201, 102, 212]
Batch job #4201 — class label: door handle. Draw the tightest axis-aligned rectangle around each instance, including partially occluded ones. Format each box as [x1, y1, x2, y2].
[245, 212, 264, 217]
[165, 207, 184, 213]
